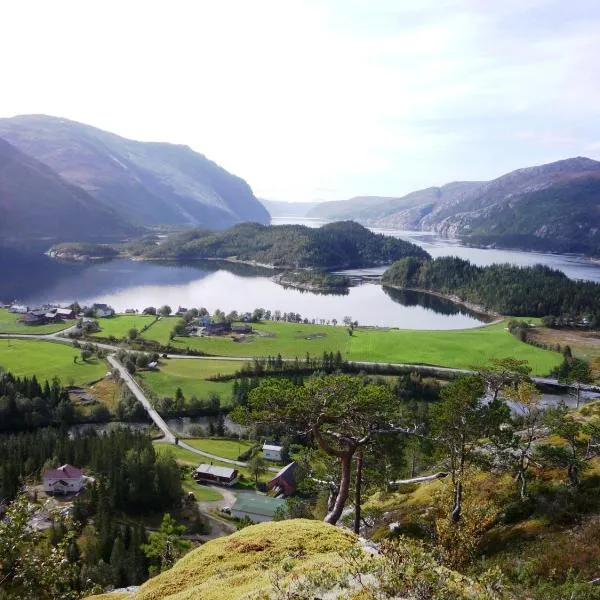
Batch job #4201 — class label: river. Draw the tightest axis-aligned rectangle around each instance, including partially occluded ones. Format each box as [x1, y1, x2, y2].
[2, 218, 600, 329]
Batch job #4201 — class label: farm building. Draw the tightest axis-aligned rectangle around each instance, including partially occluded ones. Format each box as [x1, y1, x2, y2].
[193, 463, 239, 486]
[262, 442, 283, 462]
[231, 494, 286, 523]
[43, 464, 84, 495]
[267, 462, 297, 496]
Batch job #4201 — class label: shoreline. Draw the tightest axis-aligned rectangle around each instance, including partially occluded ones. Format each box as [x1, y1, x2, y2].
[380, 283, 500, 322]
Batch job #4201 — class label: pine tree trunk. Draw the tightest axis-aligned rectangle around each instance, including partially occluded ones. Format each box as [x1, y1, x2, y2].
[353, 448, 364, 535]
[324, 452, 353, 525]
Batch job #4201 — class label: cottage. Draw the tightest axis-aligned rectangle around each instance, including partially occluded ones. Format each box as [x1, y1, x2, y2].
[231, 495, 286, 523]
[176, 307, 189, 315]
[193, 463, 238, 486]
[19, 313, 47, 326]
[9, 304, 28, 314]
[204, 322, 231, 336]
[92, 303, 114, 318]
[198, 315, 212, 327]
[262, 442, 283, 462]
[56, 307, 76, 319]
[267, 462, 297, 496]
[43, 464, 84, 495]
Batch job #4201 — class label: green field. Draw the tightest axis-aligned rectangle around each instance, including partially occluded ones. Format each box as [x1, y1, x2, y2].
[184, 438, 254, 460]
[159, 320, 561, 376]
[144, 316, 177, 344]
[90, 314, 158, 339]
[347, 321, 561, 375]
[154, 443, 270, 483]
[137, 358, 247, 404]
[0, 309, 71, 334]
[0, 339, 108, 385]
[181, 473, 223, 502]
[170, 321, 351, 358]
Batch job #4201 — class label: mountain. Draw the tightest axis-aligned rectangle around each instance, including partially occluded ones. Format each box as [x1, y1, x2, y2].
[0, 115, 269, 229]
[260, 199, 320, 218]
[129, 220, 430, 269]
[0, 137, 135, 242]
[308, 183, 483, 228]
[307, 158, 600, 255]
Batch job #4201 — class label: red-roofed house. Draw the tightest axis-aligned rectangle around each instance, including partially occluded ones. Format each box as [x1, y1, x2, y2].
[267, 462, 297, 496]
[43, 464, 84, 495]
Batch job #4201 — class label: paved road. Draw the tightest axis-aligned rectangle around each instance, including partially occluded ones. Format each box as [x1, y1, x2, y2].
[107, 354, 176, 443]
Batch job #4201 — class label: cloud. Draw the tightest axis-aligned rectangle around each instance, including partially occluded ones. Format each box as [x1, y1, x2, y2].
[1, 0, 600, 201]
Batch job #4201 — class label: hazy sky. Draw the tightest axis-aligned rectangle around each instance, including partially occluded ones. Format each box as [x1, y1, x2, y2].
[2, 0, 600, 202]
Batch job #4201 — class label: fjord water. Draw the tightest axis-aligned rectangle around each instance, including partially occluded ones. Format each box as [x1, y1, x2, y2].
[2, 220, 599, 329]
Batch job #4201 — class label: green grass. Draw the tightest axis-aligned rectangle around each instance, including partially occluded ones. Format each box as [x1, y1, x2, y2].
[181, 472, 223, 502]
[137, 358, 246, 404]
[169, 321, 351, 358]
[346, 320, 561, 375]
[144, 316, 177, 344]
[0, 308, 71, 334]
[154, 443, 270, 482]
[184, 438, 254, 460]
[155, 320, 561, 376]
[0, 339, 108, 385]
[90, 314, 158, 339]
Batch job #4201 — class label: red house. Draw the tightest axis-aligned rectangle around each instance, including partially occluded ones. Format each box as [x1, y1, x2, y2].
[267, 462, 297, 496]
[193, 463, 238, 487]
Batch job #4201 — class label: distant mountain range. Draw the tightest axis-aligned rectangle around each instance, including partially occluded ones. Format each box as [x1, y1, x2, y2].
[259, 199, 320, 218]
[308, 158, 600, 255]
[0, 115, 269, 241]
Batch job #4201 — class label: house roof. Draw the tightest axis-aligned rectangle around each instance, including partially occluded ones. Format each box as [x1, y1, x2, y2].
[195, 463, 237, 479]
[56, 308, 73, 315]
[263, 443, 283, 452]
[232, 494, 286, 517]
[43, 464, 82, 480]
[269, 462, 297, 486]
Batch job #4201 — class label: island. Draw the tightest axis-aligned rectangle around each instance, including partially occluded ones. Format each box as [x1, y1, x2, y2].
[275, 271, 352, 294]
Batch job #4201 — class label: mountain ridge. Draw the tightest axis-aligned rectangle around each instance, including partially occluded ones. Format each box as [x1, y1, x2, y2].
[307, 157, 600, 255]
[0, 114, 269, 231]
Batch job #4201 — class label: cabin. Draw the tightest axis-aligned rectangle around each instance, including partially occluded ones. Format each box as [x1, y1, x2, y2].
[198, 315, 212, 327]
[19, 312, 47, 326]
[9, 304, 28, 314]
[193, 463, 238, 486]
[43, 464, 84, 495]
[267, 462, 297, 496]
[56, 307, 76, 319]
[262, 442, 283, 462]
[230, 495, 286, 523]
[176, 307, 189, 315]
[92, 303, 114, 318]
[204, 322, 231, 336]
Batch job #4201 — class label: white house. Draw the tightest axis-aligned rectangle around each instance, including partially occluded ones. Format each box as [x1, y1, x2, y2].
[262, 442, 283, 462]
[9, 304, 28, 314]
[92, 303, 114, 318]
[43, 464, 84, 495]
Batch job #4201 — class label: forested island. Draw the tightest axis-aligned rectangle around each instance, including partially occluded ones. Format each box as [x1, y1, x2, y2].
[46, 242, 121, 261]
[275, 270, 352, 293]
[125, 221, 430, 269]
[382, 256, 600, 325]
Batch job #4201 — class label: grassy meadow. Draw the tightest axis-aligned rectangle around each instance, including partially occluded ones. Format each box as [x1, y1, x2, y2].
[0, 308, 71, 334]
[90, 314, 158, 339]
[170, 321, 351, 358]
[0, 339, 108, 385]
[184, 438, 254, 460]
[163, 320, 561, 376]
[137, 358, 247, 404]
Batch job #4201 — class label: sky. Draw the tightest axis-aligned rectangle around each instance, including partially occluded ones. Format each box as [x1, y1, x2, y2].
[1, 0, 600, 202]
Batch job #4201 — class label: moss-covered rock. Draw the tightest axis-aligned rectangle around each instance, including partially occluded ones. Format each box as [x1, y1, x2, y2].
[88, 519, 356, 600]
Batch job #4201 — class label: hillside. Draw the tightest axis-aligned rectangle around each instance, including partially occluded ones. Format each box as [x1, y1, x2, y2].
[0, 137, 135, 242]
[0, 115, 269, 229]
[86, 519, 498, 600]
[129, 220, 430, 269]
[307, 158, 600, 255]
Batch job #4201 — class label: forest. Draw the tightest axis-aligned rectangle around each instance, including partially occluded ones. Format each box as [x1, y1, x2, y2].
[382, 256, 600, 325]
[126, 220, 429, 268]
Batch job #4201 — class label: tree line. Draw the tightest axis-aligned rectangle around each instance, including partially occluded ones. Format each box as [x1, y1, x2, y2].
[382, 256, 600, 325]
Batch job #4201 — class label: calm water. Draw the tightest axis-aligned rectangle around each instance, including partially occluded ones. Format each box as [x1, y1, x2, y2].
[2, 218, 600, 329]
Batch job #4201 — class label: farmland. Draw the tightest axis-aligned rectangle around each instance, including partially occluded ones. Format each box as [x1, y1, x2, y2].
[137, 358, 247, 405]
[0, 309, 71, 335]
[0, 339, 107, 385]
